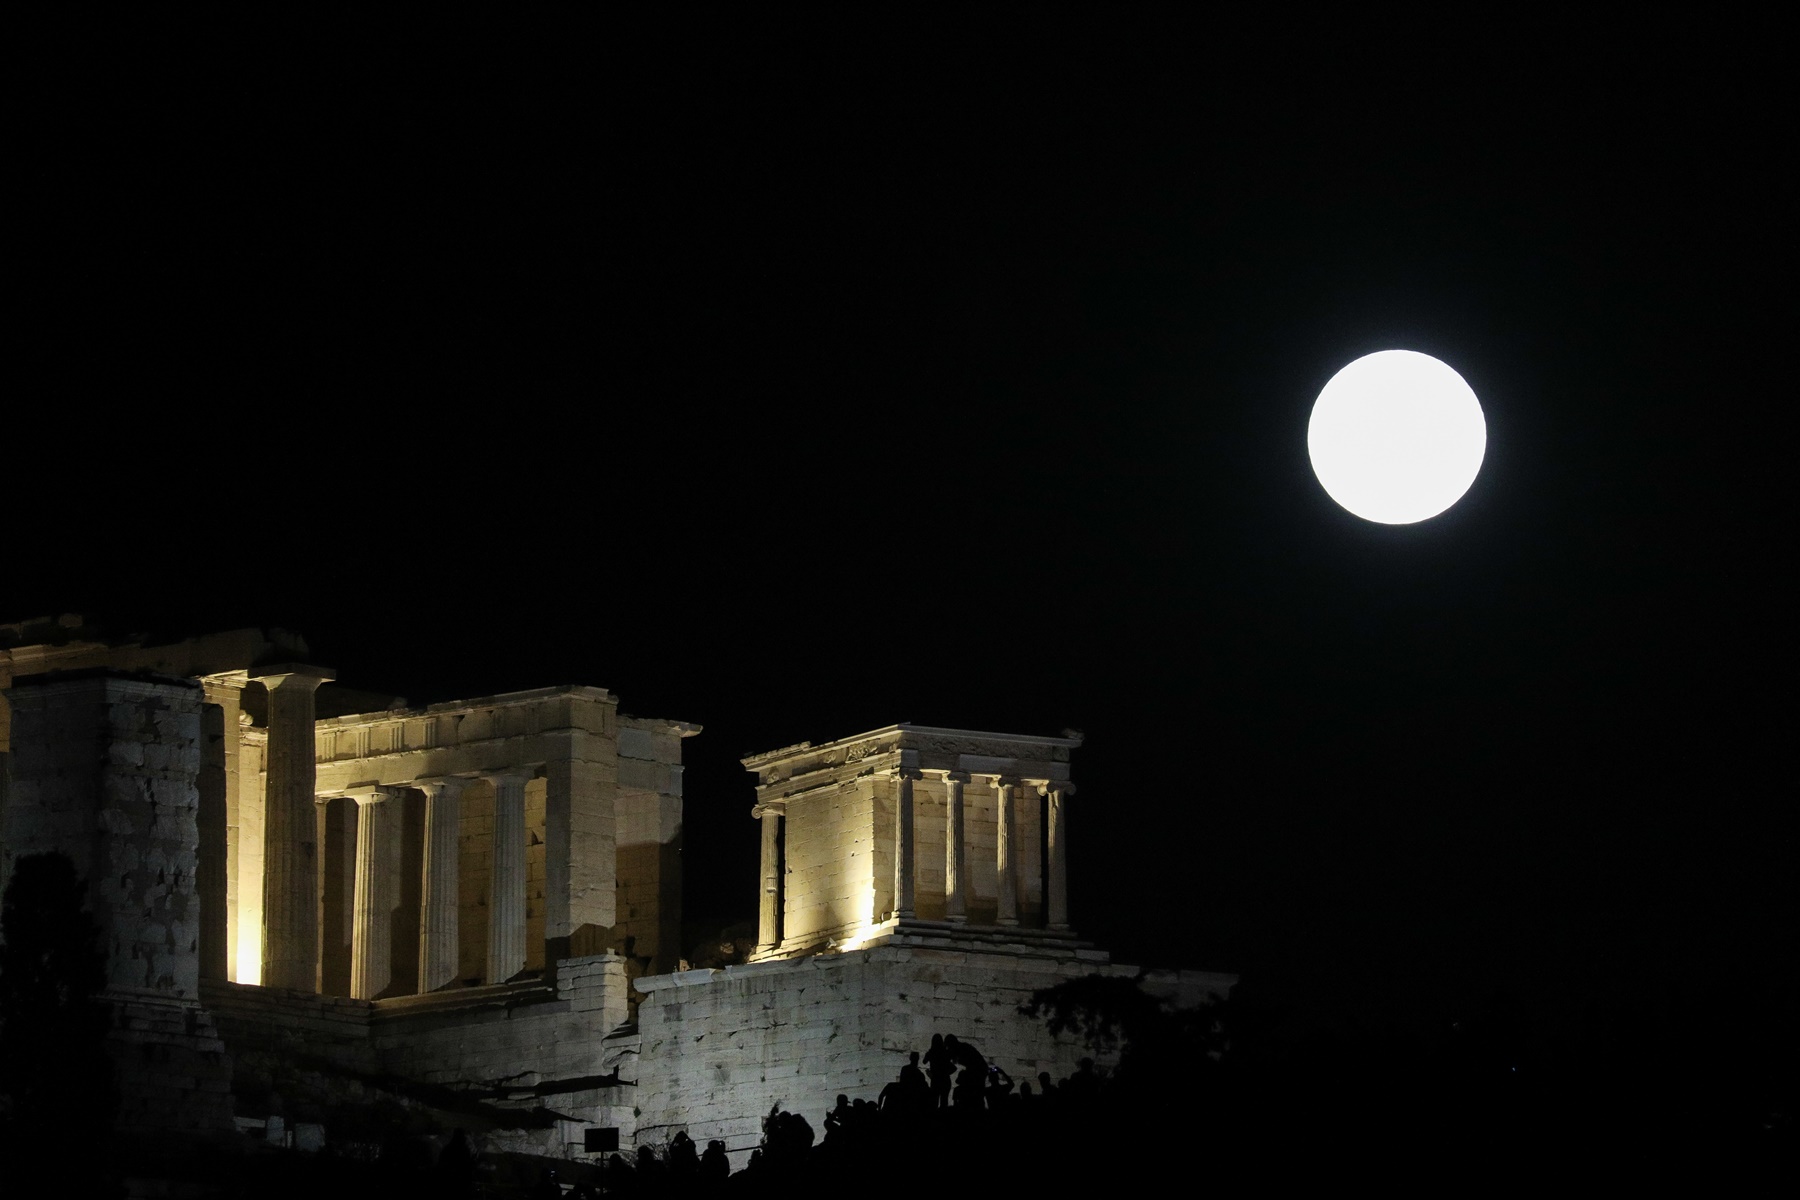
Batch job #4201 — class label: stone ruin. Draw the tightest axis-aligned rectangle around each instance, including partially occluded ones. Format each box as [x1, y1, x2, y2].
[0, 614, 1233, 1166]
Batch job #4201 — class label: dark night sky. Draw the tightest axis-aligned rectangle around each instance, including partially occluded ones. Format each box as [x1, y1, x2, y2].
[10, 13, 1791, 1039]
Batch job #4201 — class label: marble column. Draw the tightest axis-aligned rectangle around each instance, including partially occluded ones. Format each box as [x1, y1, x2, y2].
[196, 701, 229, 981]
[349, 787, 398, 1000]
[199, 674, 245, 981]
[995, 776, 1020, 926]
[416, 777, 466, 993]
[891, 768, 920, 920]
[312, 795, 335, 994]
[1047, 782, 1074, 930]
[756, 806, 781, 954]
[486, 770, 532, 985]
[943, 771, 969, 923]
[252, 665, 334, 992]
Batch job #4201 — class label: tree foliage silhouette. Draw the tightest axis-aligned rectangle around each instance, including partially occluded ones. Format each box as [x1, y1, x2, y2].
[1020, 972, 1231, 1098]
[0, 852, 118, 1151]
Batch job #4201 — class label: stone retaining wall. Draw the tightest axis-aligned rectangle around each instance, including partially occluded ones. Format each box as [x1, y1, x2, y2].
[631, 945, 1234, 1162]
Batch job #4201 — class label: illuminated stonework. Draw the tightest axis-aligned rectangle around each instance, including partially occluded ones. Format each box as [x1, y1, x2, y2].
[743, 726, 1080, 958]
[0, 615, 1232, 1167]
[0, 618, 693, 1003]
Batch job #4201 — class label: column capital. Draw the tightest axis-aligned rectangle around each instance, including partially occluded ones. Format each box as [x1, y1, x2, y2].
[412, 775, 471, 798]
[941, 770, 971, 785]
[198, 669, 250, 703]
[250, 663, 336, 690]
[751, 799, 787, 820]
[480, 765, 541, 785]
[990, 774, 1022, 789]
[1045, 780, 1077, 797]
[889, 766, 925, 782]
[344, 785, 398, 807]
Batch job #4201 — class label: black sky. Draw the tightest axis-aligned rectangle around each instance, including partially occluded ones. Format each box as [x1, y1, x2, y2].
[10, 12, 1791, 1039]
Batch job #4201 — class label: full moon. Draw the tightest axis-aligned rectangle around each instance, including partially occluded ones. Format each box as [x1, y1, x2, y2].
[1307, 349, 1487, 524]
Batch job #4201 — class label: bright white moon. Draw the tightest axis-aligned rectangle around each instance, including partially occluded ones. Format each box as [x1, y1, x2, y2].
[1307, 349, 1486, 524]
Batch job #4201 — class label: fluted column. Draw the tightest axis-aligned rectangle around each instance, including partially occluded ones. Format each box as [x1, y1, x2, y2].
[199, 674, 246, 981]
[253, 665, 334, 992]
[1047, 781, 1073, 930]
[995, 776, 1020, 926]
[348, 787, 398, 1000]
[943, 771, 969, 923]
[313, 795, 333, 993]
[486, 770, 532, 985]
[756, 806, 781, 954]
[416, 777, 467, 993]
[891, 768, 920, 920]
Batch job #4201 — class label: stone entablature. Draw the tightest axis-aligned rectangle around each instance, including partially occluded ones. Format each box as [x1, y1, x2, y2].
[313, 686, 621, 770]
[742, 724, 1078, 795]
[744, 725, 1081, 960]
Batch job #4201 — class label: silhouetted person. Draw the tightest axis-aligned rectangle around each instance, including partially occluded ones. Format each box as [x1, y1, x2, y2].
[669, 1129, 700, 1175]
[701, 1138, 731, 1181]
[761, 1103, 787, 1163]
[605, 1152, 634, 1195]
[952, 1064, 986, 1108]
[981, 1064, 1015, 1109]
[945, 1033, 987, 1077]
[789, 1110, 815, 1152]
[924, 1033, 956, 1108]
[900, 1050, 930, 1112]
[529, 1167, 560, 1200]
[823, 1093, 855, 1150]
[1037, 1071, 1057, 1101]
[880, 1055, 930, 1114]
[1064, 1057, 1101, 1105]
[437, 1129, 477, 1198]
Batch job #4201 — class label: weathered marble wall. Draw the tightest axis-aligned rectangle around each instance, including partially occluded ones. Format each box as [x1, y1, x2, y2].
[614, 718, 687, 976]
[202, 952, 637, 1157]
[5, 671, 205, 999]
[779, 775, 1050, 949]
[374, 953, 629, 1087]
[781, 778, 879, 946]
[3, 670, 235, 1134]
[631, 946, 1234, 1163]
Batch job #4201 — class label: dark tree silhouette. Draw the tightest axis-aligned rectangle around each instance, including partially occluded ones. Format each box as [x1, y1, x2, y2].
[1020, 973, 1231, 1095]
[0, 852, 118, 1155]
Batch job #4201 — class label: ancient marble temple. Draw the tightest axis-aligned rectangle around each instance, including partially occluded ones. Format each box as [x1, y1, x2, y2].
[0, 615, 1231, 1165]
[0, 617, 691, 1004]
